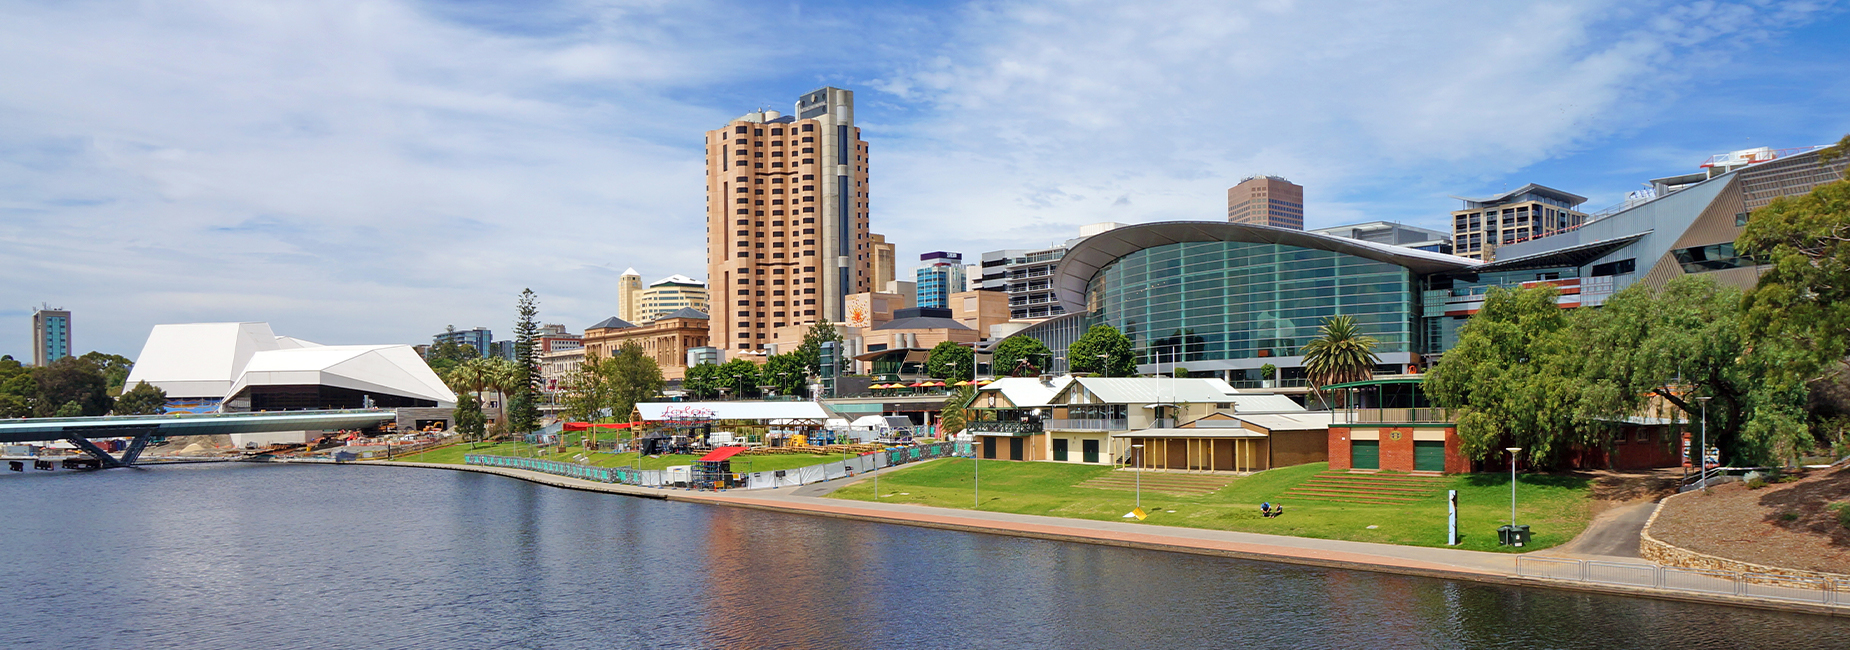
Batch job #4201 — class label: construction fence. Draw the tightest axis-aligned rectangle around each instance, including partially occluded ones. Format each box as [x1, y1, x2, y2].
[463, 440, 974, 490]
[1516, 556, 1850, 608]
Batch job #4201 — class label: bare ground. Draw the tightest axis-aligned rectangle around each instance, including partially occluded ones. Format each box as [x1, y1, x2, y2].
[1649, 466, 1850, 575]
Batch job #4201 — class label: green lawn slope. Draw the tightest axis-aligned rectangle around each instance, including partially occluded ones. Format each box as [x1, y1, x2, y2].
[827, 460, 1592, 552]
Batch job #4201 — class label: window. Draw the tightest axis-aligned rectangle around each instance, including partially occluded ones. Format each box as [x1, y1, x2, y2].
[1735, 211, 1750, 227]
[734, 126, 747, 134]
[1590, 259, 1635, 277]
[1673, 243, 1755, 273]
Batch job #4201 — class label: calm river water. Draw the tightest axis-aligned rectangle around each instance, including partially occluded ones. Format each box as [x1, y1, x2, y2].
[1, 462, 1843, 649]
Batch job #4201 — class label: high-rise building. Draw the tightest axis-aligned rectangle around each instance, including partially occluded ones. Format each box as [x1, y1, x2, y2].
[637, 274, 710, 322]
[1450, 184, 1587, 261]
[915, 252, 966, 309]
[31, 306, 71, 367]
[616, 268, 643, 323]
[433, 327, 492, 357]
[870, 233, 897, 292]
[706, 87, 871, 352]
[1226, 175, 1305, 229]
[980, 222, 1125, 320]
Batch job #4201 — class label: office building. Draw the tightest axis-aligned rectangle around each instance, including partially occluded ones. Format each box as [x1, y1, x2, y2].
[705, 87, 871, 352]
[616, 269, 643, 323]
[433, 327, 492, 357]
[1450, 184, 1588, 261]
[637, 274, 710, 322]
[1311, 221, 1454, 254]
[980, 222, 1124, 320]
[31, 306, 71, 367]
[915, 251, 966, 309]
[1226, 175, 1305, 229]
[871, 233, 897, 291]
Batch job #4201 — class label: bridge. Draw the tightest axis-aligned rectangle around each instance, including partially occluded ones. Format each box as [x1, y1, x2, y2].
[0, 409, 399, 468]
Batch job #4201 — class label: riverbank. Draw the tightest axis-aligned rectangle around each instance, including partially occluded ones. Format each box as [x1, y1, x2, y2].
[347, 459, 1848, 618]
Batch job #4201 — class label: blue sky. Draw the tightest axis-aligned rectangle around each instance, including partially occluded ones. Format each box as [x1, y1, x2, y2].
[2, 0, 1847, 359]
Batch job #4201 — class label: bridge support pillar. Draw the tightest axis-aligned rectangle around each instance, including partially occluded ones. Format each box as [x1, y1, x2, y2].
[121, 433, 154, 465]
[64, 435, 127, 468]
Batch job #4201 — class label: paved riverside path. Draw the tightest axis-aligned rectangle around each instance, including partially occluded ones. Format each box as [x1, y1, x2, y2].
[364, 460, 1518, 580]
[1535, 501, 1657, 561]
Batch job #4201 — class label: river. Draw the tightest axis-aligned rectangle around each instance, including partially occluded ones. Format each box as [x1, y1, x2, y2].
[0, 462, 1842, 649]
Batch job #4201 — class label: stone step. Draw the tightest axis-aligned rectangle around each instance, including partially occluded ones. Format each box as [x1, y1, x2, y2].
[1282, 488, 1424, 503]
[1297, 481, 1434, 494]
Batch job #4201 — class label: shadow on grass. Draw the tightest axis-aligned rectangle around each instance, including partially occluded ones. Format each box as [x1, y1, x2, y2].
[1459, 472, 1592, 490]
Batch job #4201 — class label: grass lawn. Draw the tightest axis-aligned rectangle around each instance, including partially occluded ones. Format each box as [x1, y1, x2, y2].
[827, 460, 1593, 553]
[390, 440, 847, 473]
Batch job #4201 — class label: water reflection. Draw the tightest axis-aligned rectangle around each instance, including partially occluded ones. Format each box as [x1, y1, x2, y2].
[0, 463, 1843, 649]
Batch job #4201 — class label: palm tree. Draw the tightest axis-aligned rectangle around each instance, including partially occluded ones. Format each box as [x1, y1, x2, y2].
[481, 357, 524, 441]
[1300, 315, 1381, 389]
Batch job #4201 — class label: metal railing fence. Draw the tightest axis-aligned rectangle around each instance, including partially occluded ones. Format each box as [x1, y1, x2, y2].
[1515, 556, 1847, 607]
[463, 440, 973, 491]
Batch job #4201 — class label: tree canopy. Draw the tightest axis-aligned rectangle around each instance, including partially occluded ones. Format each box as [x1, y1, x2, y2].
[762, 353, 809, 397]
[794, 320, 843, 377]
[1425, 285, 1585, 464]
[1300, 315, 1381, 388]
[508, 288, 542, 433]
[1069, 325, 1135, 376]
[1736, 154, 1850, 386]
[607, 342, 665, 419]
[113, 380, 168, 415]
[925, 341, 974, 380]
[992, 336, 1050, 377]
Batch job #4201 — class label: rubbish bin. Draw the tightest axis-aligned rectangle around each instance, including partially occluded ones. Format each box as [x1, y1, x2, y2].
[1512, 525, 1531, 547]
[1497, 524, 1513, 546]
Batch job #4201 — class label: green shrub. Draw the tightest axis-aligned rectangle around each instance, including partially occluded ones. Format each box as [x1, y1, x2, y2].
[1779, 511, 1799, 522]
[1832, 503, 1850, 530]
[1747, 478, 1767, 489]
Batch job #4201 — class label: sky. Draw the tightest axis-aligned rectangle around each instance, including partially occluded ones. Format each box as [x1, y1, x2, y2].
[3, 0, 1847, 360]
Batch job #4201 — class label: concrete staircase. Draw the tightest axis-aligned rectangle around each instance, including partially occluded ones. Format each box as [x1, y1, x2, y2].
[1280, 472, 1447, 505]
[1076, 471, 1235, 497]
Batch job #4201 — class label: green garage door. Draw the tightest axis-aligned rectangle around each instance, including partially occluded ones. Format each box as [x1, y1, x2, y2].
[1351, 440, 1379, 470]
[1414, 440, 1446, 472]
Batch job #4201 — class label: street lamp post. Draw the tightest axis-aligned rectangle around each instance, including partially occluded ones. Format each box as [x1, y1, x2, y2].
[1130, 444, 1144, 510]
[965, 426, 988, 510]
[1697, 396, 1711, 485]
[731, 374, 745, 401]
[1507, 446, 1522, 529]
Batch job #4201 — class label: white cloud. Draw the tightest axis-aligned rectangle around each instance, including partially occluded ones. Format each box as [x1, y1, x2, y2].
[864, 0, 1835, 259]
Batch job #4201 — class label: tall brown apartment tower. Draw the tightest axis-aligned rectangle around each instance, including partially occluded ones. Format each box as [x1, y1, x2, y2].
[706, 87, 872, 353]
[1226, 175, 1305, 229]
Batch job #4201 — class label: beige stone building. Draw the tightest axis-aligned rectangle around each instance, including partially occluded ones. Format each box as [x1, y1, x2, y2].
[580, 309, 712, 381]
[1449, 183, 1588, 262]
[870, 233, 896, 292]
[948, 289, 1011, 339]
[1227, 175, 1304, 229]
[705, 87, 873, 355]
[616, 268, 644, 323]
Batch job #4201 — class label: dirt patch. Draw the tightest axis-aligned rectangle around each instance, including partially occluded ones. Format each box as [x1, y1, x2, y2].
[1649, 466, 1850, 575]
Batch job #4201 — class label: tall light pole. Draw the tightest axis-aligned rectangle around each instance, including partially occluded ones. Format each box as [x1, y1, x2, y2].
[1130, 443, 1144, 510]
[1696, 396, 1711, 485]
[731, 374, 744, 401]
[1507, 446, 1522, 528]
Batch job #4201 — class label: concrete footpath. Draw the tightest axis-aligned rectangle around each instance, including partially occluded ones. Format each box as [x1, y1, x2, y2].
[352, 460, 1845, 617]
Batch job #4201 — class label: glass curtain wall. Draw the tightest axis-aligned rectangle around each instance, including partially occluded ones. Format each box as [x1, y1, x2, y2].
[1086, 241, 1414, 368]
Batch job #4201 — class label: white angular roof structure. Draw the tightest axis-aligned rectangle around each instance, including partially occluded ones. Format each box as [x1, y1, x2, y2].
[228, 345, 455, 406]
[125, 322, 455, 408]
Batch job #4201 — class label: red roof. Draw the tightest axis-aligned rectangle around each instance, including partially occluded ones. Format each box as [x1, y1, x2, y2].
[698, 446, 748, 462]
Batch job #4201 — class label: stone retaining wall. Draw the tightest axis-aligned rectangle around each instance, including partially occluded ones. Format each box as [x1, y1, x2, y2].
[1641, 489, 1850, 585]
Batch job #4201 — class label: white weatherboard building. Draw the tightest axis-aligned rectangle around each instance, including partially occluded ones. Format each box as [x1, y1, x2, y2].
[126, 323, 456, 447]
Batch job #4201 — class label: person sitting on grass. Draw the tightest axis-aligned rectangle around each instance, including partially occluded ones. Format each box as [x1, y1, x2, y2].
[1260, 502, 1273, 517]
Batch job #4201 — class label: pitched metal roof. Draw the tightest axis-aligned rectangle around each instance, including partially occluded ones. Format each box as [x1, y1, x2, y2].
[653, 308, 709, 321]
[976, 376, 1074, 408]
[1063, 377, 1246, 404]
[589, 316, 636, 330]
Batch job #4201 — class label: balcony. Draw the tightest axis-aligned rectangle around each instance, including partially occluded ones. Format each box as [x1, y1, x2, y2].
[1343, 407, 1454, 424]
[965, 420, 1043, 435]
[1044, 418, 1129, 431]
